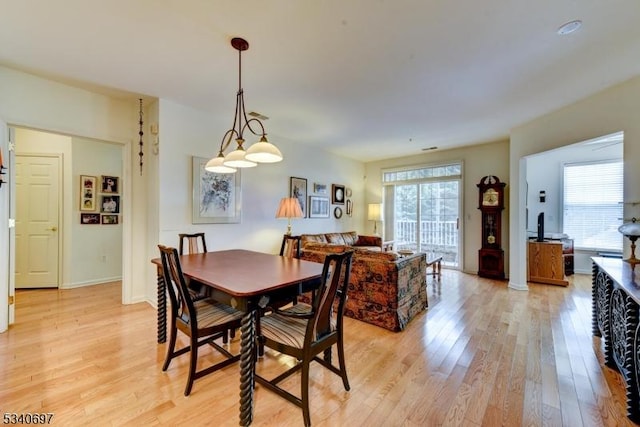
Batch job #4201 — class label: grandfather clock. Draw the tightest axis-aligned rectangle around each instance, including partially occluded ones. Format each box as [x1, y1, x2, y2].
[477, 175, 506, 279]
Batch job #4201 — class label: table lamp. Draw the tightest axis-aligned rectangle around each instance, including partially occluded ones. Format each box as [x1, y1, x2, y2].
[368, 203, 383, 235]
[619, 217, 640, 264]
[276, 197, 303, 235]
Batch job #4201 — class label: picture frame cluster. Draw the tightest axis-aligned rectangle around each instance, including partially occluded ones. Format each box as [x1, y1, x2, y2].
[79, 175, 120, 225]
[289, 177, 352, 219]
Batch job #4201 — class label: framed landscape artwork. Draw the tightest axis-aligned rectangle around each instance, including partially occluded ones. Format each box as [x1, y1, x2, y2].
[192, 156, 242, 224]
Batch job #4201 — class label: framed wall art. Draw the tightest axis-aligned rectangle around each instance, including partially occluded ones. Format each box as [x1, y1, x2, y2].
[309, 196, 330, 218]
[80, 213, 100, 224]
[101, 175, 119, 194]
[290, 177, 307, 217]
[101, 214, 119, 225]
[101, 195, 120, 213]
[80, 175, 97, 211]
[192, 156, 242, 224]
[313, 182, 327, 194]
[332, 184, 345, 205]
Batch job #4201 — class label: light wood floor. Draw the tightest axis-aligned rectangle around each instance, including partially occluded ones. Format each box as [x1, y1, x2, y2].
[0, 271, 635, 426]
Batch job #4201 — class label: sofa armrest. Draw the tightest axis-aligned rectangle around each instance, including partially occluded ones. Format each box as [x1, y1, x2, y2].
[354, 235, 383, 248]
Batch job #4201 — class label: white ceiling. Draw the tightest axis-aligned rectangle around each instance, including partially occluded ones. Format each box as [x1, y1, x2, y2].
[1, 1, 639, 162]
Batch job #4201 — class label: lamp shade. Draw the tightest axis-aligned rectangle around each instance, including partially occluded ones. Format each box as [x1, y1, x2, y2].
[367, 203, 383, 221]
[205, 154, 237, 174]
[223, 147, 257, 168]
[276, 198, 303, 219]
[245, 136, 283, 163]
[619, 218, 640, 237]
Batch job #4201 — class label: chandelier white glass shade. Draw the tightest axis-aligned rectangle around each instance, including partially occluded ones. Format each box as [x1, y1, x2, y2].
[205, 37, 283, 174]
[619, 217, 640, 264]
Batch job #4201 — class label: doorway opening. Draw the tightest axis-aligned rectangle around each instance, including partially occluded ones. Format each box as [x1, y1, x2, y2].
[12, 127, 124, 296]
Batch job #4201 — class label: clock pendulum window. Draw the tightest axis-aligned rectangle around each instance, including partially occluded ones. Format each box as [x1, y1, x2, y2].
[477, 175, 507, 279]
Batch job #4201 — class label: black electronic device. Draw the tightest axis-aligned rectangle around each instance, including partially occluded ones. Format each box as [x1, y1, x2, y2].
[536, 212, 545, 242]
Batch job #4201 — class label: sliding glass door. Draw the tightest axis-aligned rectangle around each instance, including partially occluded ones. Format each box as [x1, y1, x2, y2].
[384, 163, 461, 268]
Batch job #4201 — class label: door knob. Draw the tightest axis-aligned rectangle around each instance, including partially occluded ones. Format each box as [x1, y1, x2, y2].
[48, 226, 58, 231]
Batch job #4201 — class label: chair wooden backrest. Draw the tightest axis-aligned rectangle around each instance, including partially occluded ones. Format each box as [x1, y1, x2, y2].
[309, 250, 353, 340]
[179, 233, 207, 255]
[280, 234, 301, 258]
[158, 244, 198, 327]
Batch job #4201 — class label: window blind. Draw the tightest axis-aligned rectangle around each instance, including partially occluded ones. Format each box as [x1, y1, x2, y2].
[563, 160, 623, 251]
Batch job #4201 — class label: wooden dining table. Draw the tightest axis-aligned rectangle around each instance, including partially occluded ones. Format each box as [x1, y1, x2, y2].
[151, 249, 323, 426]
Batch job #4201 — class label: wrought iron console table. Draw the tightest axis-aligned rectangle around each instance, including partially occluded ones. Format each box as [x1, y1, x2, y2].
[591, 256, 640, 423]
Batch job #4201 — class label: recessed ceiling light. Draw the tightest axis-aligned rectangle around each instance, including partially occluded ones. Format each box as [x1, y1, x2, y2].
[557, 20, 582, 35]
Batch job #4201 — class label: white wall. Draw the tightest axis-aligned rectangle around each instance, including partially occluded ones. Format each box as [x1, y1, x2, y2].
[71, 137, 123, 286]
[365, 140, 510, 275]
[510, 75, 640, 289]
[156, 99, 366, 250]
[0, 65, 147, 304]
[0, 120, 9, 332]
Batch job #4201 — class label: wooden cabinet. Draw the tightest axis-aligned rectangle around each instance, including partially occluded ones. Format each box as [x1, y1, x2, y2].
[527, 240, 568, 286]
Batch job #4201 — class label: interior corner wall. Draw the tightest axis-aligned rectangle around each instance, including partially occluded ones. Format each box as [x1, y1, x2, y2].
[155, 98, 365, 260]
[0, 66, 146, 305]
[510, 75, 640, 288]
[364, 140, 510, 275]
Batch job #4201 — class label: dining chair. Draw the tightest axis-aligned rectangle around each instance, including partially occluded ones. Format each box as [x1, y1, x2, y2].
[158, 244, 243, 396]
[280, 234, 301, 258]
[178, 232, 211, 301]
[256, 250, 354, 427]
[179, 232, 207, 255]
[256, 234, 303, 357]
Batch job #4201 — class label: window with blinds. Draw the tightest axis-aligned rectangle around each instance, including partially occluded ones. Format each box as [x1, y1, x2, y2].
[562, 160, 623, 251]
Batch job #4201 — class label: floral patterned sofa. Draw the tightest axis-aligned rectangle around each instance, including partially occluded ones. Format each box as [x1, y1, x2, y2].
[299, 241, 428, 332]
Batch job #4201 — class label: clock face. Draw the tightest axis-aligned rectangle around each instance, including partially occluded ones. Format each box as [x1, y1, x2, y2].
[482, 188, 499, 206]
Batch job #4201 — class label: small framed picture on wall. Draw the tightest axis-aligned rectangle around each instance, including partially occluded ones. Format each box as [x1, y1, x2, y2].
[290, 177, 308, 217]
[309, 196, 330, 218]
[101, 195, 120, 213]
[332, 184, 345, 205]
[80, 175, 97, 211]
[80, 213, 100, 224]
[101, 175, 119, 194]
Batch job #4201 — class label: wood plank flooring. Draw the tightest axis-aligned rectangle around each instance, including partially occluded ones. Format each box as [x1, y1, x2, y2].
[0, 271, 635, 426]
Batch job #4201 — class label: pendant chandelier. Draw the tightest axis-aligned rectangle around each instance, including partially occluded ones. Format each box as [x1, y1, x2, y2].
[206, 37, 283, 174]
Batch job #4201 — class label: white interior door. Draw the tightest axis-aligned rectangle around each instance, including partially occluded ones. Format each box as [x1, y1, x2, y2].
[15, 154, 60, 288]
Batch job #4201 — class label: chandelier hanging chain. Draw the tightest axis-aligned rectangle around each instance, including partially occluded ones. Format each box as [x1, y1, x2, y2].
[138, 98, 144, 175]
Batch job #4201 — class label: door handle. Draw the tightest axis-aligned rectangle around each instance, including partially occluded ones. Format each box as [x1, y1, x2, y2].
[48, 226, 58, 231]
